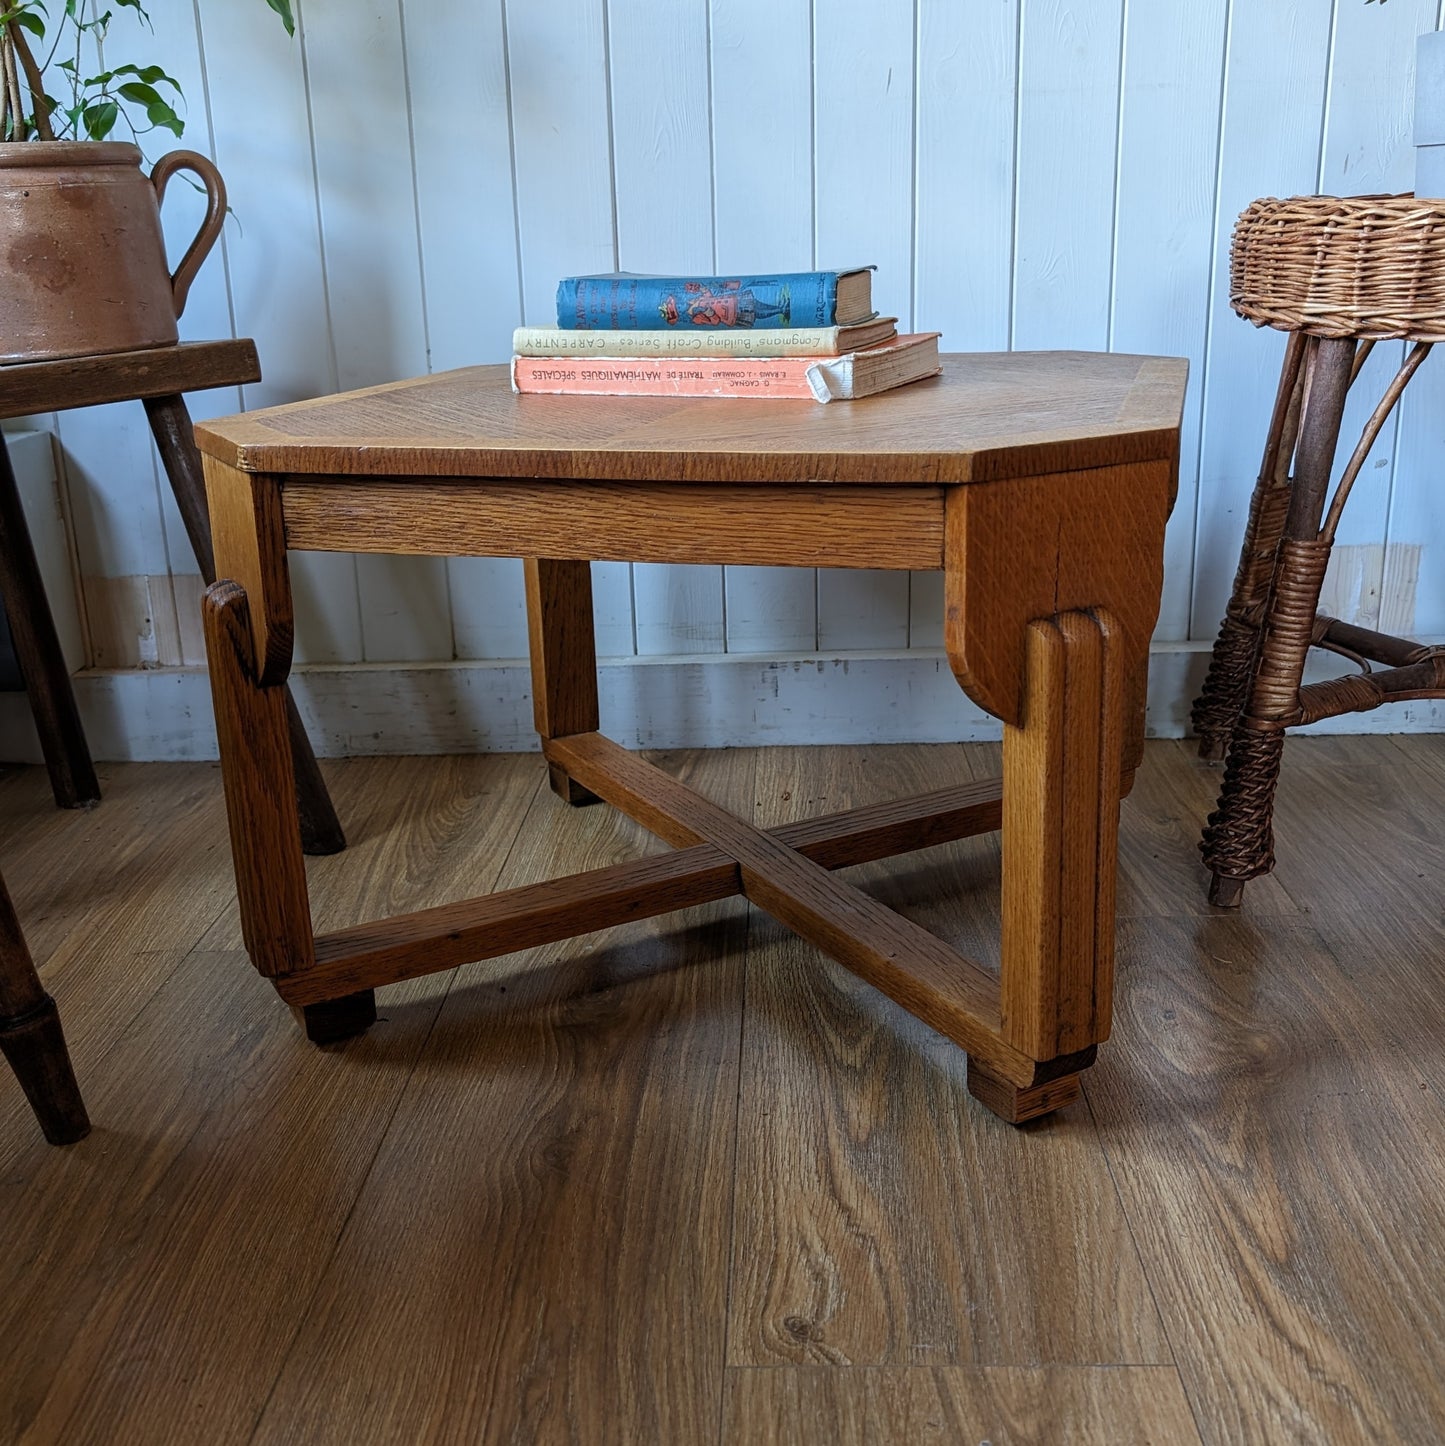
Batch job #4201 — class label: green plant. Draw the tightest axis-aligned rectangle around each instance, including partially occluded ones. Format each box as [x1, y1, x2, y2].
[0, 0, 294, 143]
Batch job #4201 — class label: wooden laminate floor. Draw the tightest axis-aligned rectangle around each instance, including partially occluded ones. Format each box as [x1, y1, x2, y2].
[2, 737, 1443, 1445]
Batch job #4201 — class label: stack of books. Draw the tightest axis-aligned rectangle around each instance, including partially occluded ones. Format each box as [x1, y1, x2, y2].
[511, 267, 941, 402]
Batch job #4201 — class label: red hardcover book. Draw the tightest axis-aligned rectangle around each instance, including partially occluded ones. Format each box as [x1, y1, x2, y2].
[511, 333, 941, 402]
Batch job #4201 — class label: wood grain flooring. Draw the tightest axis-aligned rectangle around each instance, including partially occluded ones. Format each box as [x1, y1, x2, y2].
[1, 737, 1442, 1443]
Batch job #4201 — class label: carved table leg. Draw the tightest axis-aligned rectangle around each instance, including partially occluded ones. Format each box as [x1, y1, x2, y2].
[0, 429, 100, 810]
[1202, 338, 1355, 907]
[525, 558, 601, 805]
[0, 867, 89, 1144]
[203, 456, 368, 1044]
[146, 393, 344, 856]
[945, 460, 1172, 1123]
[966, 608, 1125, 1124]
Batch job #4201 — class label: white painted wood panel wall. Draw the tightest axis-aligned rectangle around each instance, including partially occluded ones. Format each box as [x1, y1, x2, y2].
[12, 0, 1445, 754]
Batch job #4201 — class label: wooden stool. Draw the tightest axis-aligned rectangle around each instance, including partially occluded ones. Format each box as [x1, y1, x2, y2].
[1194, 195, 1445, 905]
[0, 865, 88, 1145]
[0, 343, 344, 854]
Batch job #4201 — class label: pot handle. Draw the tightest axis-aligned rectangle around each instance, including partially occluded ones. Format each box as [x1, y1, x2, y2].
[150, 150, 227, 322]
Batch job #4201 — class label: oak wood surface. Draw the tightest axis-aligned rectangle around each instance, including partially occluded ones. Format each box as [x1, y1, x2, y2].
[0, 339, 260, 420]
[545, 732, 1051, 1086]
[5, 740, 1443, 1443]
[727, 744, 1171, 1372]
[1000, 611, 1123, 1058]
[250, 749, 756, 1446]
[524, 558, 599, 740]
[722, 1366, 1201, 1445]
[202, 458, 294, 687]
[944, 460, 1173, 727]
[281, 478, 946, 569]
[193, 352, 1187, 484]
[203, 582, 313, 979]
[288, 777, 1005, 1005]
[1090, 911, 1445, 1443]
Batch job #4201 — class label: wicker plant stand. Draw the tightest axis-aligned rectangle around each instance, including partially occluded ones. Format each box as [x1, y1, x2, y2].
[1194, 194, 1445, 906]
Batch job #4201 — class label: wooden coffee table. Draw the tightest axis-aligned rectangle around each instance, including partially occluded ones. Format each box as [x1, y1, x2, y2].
[194, 352, 1185, 1124]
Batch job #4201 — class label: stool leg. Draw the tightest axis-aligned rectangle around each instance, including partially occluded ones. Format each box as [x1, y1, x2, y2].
[1193, 332, 1308, 761]
[524, 558, 601, 805]
[0, 869, 89, 1145]
[145, 394, 344, 854]
[0, 431, 100, 810]
[1202, 337, 1354, 906]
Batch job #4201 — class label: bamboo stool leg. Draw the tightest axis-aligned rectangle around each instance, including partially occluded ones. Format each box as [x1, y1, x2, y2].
[0, 867, 89, 1145]
[525, 558, 601, 805]
[145, 393, 345, 856]
[1192, 333, 1309, 760]
[1202, 337, 1355, 907]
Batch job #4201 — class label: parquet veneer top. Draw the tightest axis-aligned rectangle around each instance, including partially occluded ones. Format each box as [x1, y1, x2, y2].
[194, 351, 1188, 484]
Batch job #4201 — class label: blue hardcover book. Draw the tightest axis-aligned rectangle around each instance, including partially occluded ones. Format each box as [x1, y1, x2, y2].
[555, 268, 875, 330]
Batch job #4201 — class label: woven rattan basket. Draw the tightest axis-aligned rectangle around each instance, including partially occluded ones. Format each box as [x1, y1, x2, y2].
[1231, 194, 1445, 341]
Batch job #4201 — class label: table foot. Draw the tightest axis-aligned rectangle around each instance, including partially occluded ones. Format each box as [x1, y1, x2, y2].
[293, 989, 377, 1046]
[966, 1060, 1082, 1125]
[0, 995, 91, 1145]
[547, 762, 600, 807]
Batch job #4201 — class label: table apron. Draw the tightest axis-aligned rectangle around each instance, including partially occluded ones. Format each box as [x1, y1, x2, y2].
[278, 478, 946, 570]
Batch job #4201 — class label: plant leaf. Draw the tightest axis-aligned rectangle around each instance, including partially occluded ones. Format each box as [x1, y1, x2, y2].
[9, 10, 45, 37]
[81, 99, 118, 139]
[264, 0, 295, 36]
[145, 98, 182, 137]
[117, 81, 161, 106]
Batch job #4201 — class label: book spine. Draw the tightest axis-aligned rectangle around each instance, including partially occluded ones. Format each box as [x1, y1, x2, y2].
[554, 272, 838, 330]
[514, 325, 849, 357]
[511, 354, 820, 399]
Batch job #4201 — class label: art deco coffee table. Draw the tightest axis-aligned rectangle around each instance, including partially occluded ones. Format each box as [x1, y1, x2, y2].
[194, 352, 1185, 1124]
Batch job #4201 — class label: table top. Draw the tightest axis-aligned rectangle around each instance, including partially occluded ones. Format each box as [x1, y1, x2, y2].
[194, 350, 1187, 487]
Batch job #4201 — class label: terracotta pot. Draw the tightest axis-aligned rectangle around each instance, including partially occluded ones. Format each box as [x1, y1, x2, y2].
[0, 141, 225, 365]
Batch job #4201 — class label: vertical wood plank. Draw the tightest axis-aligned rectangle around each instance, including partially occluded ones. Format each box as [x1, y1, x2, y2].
[508, 0, 634, 658]
[1314, 0, 1434, 630]
[813, 0, 914, 652]
[303, 0, 450, 664]
[402, 0, 529, 662]
[1191, 1, 1333, 641]
[909, 0, 1021, 650]
[136, 0, 242, 658]
[1111, 0, 1228, 642]
[609, 0, 725, 658]
[196, 0, 364, 666]
[1012, 0, 1124, 351]
[1336, 1, 1444, 635]
[713, 0, 818, 653]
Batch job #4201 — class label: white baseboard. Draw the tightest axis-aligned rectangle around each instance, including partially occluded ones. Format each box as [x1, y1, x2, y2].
[3, 642, 1443, 763]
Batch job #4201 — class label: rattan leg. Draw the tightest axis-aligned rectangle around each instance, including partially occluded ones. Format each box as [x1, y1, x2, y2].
[1201, 337, 1354, 906]
[1193, 333, 1308, 760]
